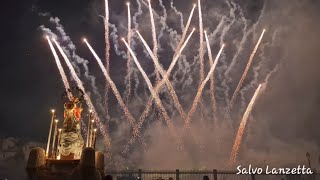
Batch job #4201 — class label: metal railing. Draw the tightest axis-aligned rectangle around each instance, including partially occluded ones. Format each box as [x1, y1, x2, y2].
[105, 169, 320, 180]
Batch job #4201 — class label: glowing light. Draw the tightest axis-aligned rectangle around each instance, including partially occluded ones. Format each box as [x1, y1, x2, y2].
[57, 155, 61, 160]
[94, 129, 97, 132]
[51, 109, 55, 113]
[83, 38, 87, 42]
[58, 129, 62, 132]
[126, 2, 130, 6]
[55, 119, 59, 123]
[229, 84, 263, 166]
[46, 35, 49, 39]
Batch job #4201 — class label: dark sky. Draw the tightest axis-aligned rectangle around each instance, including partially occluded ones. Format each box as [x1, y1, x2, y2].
[1, 0, 102, 140]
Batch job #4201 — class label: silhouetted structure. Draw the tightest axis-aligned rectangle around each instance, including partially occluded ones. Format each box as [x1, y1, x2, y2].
[26, 147, 104, 180]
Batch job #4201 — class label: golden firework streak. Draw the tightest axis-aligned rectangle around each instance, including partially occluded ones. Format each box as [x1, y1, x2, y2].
[229, 84, 262, 166]
[225, 29, 266, 123]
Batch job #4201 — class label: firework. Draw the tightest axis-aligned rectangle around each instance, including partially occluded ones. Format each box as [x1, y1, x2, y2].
[46, 37, 72, 100]
[148, 0, 160, 83]
[123, 29, 195, 153]
[84, 39, 146, 147]
[229, 84, 262, 166]
[198, 0, 204, 82]
[174, 4, 196, 56]
[184, 44, 225, 131]
[125, 2, 132, 104]
[104, 0, 111, 118]
[225, 29, 266, 124]
[123, 39, 184, 150]
[53, 39, 112, 150]
[204, 31, 217, 124]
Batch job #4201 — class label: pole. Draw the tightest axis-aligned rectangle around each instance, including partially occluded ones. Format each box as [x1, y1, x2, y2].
[57, 128, 62, 159]
[51, 119, 59, 159]
[86, 110, 92, 147]
[92, 129, 97, 148]
[46, 109, 55, 157]
[89, 119, 94, 147]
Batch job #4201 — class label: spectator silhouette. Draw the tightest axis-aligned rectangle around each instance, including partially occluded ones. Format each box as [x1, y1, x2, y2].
[203, 175, 209, 180]
[103, 174, 113, 180]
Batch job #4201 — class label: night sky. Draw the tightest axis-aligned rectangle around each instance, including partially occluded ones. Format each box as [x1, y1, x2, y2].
[2, 0, 320, 173]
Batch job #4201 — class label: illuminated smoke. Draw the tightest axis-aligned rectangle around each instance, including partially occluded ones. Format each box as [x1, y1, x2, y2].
[229, 84, 263, 167]
[170, 0, 184, 31]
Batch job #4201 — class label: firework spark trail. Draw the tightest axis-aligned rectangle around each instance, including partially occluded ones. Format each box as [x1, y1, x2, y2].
[229, 84, 262, 167]
[123, 29, 195, 153]
[239, 29, 281, 110]
[137, 31, 187, 119]
[224, 29, 266, 123]
[123, 39, 184, 150]
[204, 31, 217, 124]
[41, 22, 102, 108]
[148, 0, 160, 83]
[170, 0, 184, 31]
[104, 0, 111, 119]
[137, 31, 202, 143]
[84, 40, 146, 147]
[47, 37, 72, 100]
[183, 44, 224, 132]
[53, 39, 112, 150]
[47, 36, 89, 134]
[174, 4, 196, 56]
[221, 3, 266, 105]
[125, 2, 132, 104]
[198, 0, 204, 82]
